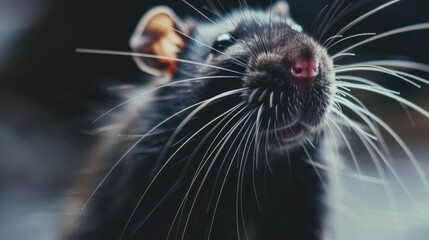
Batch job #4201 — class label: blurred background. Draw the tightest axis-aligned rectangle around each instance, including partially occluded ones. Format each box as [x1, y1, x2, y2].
[0, 0, 428, 239]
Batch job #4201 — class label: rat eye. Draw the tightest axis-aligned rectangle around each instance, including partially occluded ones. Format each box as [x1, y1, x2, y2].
[211, 33, 235, 54]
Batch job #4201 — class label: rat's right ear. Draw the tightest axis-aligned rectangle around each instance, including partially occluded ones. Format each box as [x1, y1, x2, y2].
[268, 1, 302, 32]
[268, 1, 291, 20]
[130, 6, 188, 77]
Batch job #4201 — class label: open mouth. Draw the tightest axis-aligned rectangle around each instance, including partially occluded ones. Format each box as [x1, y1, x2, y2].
[277, 122, 304, 141]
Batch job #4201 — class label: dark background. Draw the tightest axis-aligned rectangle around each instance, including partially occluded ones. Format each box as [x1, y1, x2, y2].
[0, 0, 428, 239]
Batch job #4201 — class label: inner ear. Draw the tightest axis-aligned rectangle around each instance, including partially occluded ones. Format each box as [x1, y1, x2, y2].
[130, 6, 187, 77]
[267, 0, 291, 20]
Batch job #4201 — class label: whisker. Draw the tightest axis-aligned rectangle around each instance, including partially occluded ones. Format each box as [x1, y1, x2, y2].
[327, 32, 376, 49]
[310, 4, 328, 37]
[333, 23, 429, 58]
[82, 97, 216, 212]
[336, 75, 400, 93]
[236, 113, 255, 240]
[322, 34, 343, 47]
[315, 0, 343, 40]
[335, 99, 429, 191]
[345, 61, 429, 85]
[178, 107, 249, 240]
[335, 65, 422, 87]
[205, 0, 223, 18]
[332, 52, 355, 59]
[254, 106, 264, 170]
[153, 20, 249, 68]
[175, 107, 255, 239]
[205, 110, 256, 211]
[154, 88, 246, 171]
[333, 103, 428, 227]
[333, 206, 429, 221]
[118, 88, 245, 240]
[329, 0, 400, 41]
[319, 0, 350, 40]
[216, 0, 259, 61]
[264, 118, 273, 174]
[76, 48, 243, 76]
[304, 158, 384, 185]
[334, 81, 400, 95]
[334, 92, 394, 168]
[207, 112, 256, 239]
[302, 144, 329, 191]
[92, 75, 239, 123]
[167, 108, 253, 240]
[359, 60, 429, 73]
[184, 0, 258, 60]
[334, 82, 429, 118]
[330, 108, 377, 140]
[331, 108, 399, 217]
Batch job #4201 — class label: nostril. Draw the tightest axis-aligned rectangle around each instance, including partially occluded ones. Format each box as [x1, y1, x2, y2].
[291, 58, 319, 81]
[291, 60, 307, 77]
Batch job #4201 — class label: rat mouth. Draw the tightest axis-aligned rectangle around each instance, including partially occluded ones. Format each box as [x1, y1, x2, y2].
[276, 122, 304, 142]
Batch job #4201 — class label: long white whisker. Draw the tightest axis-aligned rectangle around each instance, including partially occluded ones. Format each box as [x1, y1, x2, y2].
[335, 82, 429, 118]
[334, 82, 400, 95]
[183, 0, 257, 60]
[304, 158, 384, 185]
[333, 23, 429, 58]
[167, 108, 253, 240]
[359, 60, 429, 73]
[328, 115, 362, 175]
[334, 90, 394, 161]
[336, 75, 400, 94]
[82, 97, 216, 212]
[302, 144, 329, 191]
[331, 0, 399, 38]
[322, 34, 343, 47]
[153, 20, 249, 68]
[334, 65, 421, 87]
[179, 107, 250, 240]
[182, 109, 254, 239]
[316, 0, 345, 40]
[310, 4, 328, 36]
[327, 32, 376, 49]
[118, 88, 245, 240]
[332, 52, 355, 59]
[335, 99, 429, 191]
[207, 112, 256, 239]
[132, 105, 242, 237]
[155, 88, 246, 170]
[236, 104, 255, 239]
[76, 48, 243, 75]
[344, 61, 429, 85]
[92, 75, 240, 123]
[331, 109, 399, 217]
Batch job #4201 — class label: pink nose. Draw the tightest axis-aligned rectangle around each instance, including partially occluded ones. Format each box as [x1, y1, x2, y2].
[291, 58, 319, 81]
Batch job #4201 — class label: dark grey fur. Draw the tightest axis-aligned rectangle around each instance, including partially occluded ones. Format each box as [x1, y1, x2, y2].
[67, 4, 335, 240]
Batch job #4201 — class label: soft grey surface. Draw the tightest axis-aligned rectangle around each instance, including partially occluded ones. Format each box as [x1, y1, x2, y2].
[331, 158, 429, 240]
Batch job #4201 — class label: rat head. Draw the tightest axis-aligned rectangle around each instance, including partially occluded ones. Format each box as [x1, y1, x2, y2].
[130, 1, 335, 150]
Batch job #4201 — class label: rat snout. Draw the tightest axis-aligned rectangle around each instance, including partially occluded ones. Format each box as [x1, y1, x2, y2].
[290, 58, 319, 82]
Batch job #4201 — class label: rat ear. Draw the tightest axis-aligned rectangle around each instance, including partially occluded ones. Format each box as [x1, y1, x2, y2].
[130, 6, 187, 77]
[267, 1, 303, 32]
[267, 1, 291, 20]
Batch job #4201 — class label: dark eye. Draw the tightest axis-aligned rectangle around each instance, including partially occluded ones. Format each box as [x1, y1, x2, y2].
[211, 33, 235, 54]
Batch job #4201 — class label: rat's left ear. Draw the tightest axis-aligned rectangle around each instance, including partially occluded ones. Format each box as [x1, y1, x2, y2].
[130, 6, 188, 78]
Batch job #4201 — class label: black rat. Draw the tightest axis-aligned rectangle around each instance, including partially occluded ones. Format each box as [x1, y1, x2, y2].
[66, 1, 429, 239]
